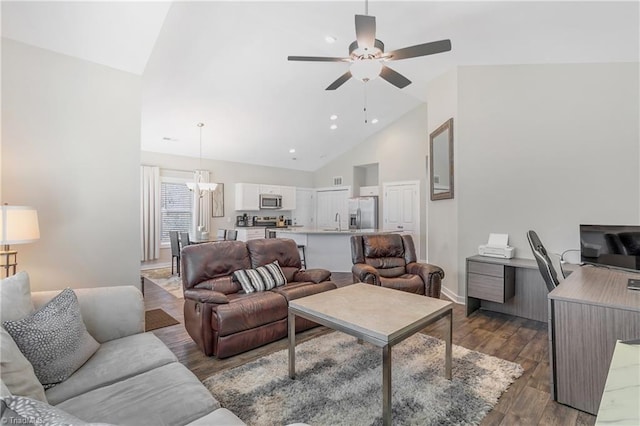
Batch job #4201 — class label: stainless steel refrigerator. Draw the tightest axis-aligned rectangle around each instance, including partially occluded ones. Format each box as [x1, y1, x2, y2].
[348, 196, 378, 230]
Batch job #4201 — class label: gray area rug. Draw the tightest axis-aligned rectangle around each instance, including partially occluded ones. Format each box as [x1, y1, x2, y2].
[203, 332, 523, 425]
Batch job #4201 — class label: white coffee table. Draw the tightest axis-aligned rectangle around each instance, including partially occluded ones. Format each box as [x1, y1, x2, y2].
[288, 283, 453, 426]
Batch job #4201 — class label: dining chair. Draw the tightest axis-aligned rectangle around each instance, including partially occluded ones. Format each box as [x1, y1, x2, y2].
[180, 232, 191, 248]
[216, 229, 226, 241]
[169, 231, 181, 276]
[225, 229, 238, 241]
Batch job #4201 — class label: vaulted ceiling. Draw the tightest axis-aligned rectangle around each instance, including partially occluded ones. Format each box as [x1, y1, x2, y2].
[2, 1, 638, 171]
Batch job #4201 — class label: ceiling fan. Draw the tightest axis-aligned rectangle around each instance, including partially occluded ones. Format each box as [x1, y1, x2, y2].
[288, 12, 452, 90]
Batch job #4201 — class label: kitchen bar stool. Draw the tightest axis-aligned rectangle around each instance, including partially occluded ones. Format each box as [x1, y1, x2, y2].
[297, 245, 307, 269]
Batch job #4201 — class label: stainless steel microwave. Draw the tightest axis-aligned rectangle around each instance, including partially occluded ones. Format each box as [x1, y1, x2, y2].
[259, 194, 282, 209]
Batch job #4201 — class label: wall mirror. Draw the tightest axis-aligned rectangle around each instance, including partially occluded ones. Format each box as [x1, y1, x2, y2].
[429, 118, 454, 200]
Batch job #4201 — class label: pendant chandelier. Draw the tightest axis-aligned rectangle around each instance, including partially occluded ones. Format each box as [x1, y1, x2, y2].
[186, 122, 217, 196]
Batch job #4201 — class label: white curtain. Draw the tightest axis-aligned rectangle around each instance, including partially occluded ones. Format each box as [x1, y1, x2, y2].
[140, 166, 160, 261]
[191, 170, 212, 237]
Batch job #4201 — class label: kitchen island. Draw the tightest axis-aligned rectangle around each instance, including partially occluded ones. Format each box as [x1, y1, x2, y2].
[274, 228, 399, 272]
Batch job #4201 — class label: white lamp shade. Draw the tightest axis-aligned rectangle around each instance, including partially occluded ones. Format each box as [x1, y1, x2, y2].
[350, 59, 383, 82]
[1, 206, 40, 245]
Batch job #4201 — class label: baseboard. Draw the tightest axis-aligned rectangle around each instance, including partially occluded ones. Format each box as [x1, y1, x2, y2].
[140, 262, 171, 271]
[441, 286, 465, 305]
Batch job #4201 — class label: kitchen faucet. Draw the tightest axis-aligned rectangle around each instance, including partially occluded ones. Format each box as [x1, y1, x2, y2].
[335, 212, 341, 231]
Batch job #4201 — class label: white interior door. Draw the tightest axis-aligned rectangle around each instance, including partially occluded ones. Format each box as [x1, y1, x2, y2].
[383, 181, 420, 258]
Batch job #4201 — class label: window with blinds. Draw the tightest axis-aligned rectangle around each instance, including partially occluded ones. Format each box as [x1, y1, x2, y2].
[160, 180, 193, 244]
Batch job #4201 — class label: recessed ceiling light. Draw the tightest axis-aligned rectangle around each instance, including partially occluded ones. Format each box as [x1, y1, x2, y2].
[371, 118, 379, 124]
[330, 114, 338, 120]
[289, 148, 296, 153]
[162, 137, 179, 142]
[330, 124, 338, 130]
[325, 35, 337, 44]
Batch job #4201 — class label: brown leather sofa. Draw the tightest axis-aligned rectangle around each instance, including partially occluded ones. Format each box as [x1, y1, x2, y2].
[181, 238, 336, 358]
[350, 234, 444, 298]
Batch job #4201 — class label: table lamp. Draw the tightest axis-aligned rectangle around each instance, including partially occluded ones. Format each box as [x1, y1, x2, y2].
[0, 205, 40, 278]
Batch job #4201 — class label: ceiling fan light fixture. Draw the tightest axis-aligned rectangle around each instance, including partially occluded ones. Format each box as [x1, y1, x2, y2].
[350, 59, 382, 82]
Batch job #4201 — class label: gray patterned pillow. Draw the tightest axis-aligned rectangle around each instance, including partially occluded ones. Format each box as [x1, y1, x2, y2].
[233, 261, 287, 293]
[1, 395, 115, 426]
[2, 288, 100, 389]
[1, 395, 84, 425]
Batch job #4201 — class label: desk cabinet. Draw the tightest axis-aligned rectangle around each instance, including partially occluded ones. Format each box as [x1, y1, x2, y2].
[467, 260, 515, 303]
[465, 255, 553, 322]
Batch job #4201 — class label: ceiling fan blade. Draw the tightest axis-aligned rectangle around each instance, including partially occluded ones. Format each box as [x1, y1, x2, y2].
[386, 39, 452, 61]
[355, 15, 376, 49]
[326, 71, 353, 90]
[380, 65, 411, 89]
[288, 56, 350, 62]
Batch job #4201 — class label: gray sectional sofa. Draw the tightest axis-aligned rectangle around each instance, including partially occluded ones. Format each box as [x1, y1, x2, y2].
[1, 284, 245, 425]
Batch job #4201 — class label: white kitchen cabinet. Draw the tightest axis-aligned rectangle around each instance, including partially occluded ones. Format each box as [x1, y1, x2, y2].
[292, 188, 314, 227]
[280, 186, 296, 210]
[258, 185, 281, 195]
[359, 185, 379, 196]
[236, 183, 296, 211]
[236, 227, 266, 242]
[235, 183, 260, 211]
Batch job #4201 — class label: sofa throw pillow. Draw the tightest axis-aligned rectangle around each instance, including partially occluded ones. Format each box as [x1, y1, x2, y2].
[0, 271, 35, 323]
[2, 288, 100, 390]
[233, 261, 287, 293]
[1, 395, 115, 426]
[0, 327, 47, 402]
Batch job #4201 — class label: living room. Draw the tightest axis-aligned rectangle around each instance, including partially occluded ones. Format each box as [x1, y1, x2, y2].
[2, 1, 639, 425]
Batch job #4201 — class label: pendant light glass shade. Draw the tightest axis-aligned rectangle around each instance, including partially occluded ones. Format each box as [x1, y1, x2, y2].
[186, 122, 216, 195]
[186, 181, 217, 192]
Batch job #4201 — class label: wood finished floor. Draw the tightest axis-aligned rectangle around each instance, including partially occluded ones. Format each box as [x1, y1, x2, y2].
[143, 274, 596, 426]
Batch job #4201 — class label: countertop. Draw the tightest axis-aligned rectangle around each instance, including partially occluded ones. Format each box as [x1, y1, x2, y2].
[274, 227, 396, 235]
[596, 340, 640, 425]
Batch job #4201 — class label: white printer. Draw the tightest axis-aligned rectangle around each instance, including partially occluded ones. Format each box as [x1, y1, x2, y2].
[478, 233, 516, 259]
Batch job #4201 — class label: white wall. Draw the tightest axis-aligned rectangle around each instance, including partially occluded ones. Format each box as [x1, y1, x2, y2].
[426, 69, 459, 298]
[1, 39, 141, 291]
[141, 150, 314, 264]
[313, 105, 429, 257]
[453, 63, 640, 297]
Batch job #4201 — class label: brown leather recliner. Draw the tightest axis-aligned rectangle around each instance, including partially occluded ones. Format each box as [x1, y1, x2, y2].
[350, 234, 444, 298]
[181, 238, 336, 358]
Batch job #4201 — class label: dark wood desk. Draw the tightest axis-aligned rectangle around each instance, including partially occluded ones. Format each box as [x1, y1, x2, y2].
[548, 266, 640, 415]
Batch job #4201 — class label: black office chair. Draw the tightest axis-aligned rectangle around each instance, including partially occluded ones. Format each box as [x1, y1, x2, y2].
[169, 231, 181, 276]
[225, 229, 238, 241]
[527, 230, 564, 292]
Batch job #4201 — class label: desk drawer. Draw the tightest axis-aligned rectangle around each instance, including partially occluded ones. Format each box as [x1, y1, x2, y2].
[468, 261, 504, 278]
[468, 273, 507, 303]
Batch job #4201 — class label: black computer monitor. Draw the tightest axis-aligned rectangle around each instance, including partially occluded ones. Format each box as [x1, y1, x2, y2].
[580, 224, 640, 271]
